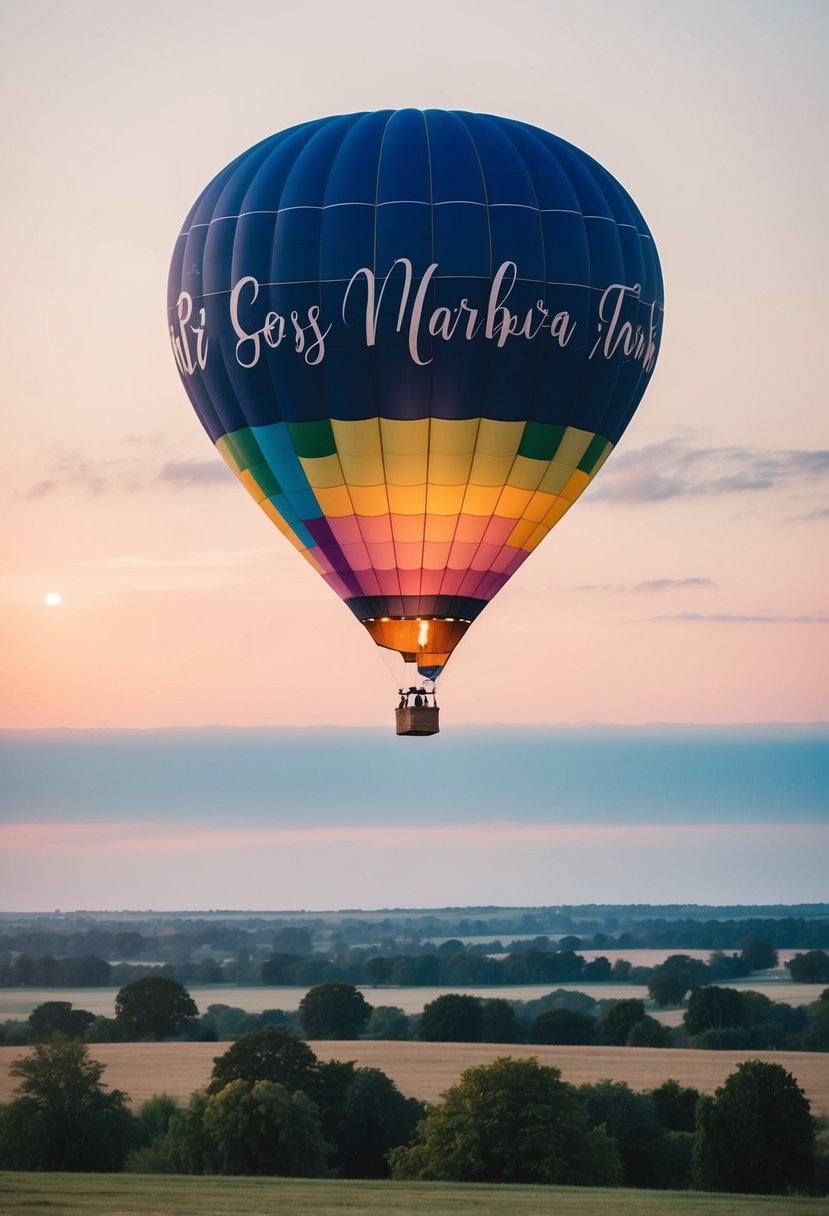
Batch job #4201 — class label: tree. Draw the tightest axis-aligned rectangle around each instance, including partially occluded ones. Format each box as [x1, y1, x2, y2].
[363, 955, 394, 986]
[364, 1005, 411, 1040]
[583, 956, 612, 981]
[193, 957, 224, 984]
[388, 1056, 621, 1186]
[84, 1014, 121, 1043]
[294, 958, 336, 986]
[115, 976, 198, 1041]
[788, 950, 829, 983]
[134, 1090, 211, 1174]
[480, 998, 520, 1043]
[437, 937, 465, 955]
[597, 998, 647, 1045]
[0, 1035, 135, 1171]
[201, 1079, 327, 1176]
[124, 1092, 184, 1170]
[803, 989, 829, 1051]
[61, 953, 112, 986]
[444, 951, 498, 985]
[625, 1015, 672, 1047]
[298, 981, 372, 1039]
[260, 953, 302, 985]
[648, 955, 709, 1007]
[8, 954, 34, 986]
[418, 993, 482, 1042]
[326, 1067, 423, 1178]
[707, 950, 750, 981]
[693, 1060, 815, 1194]
[739, 939, 778, 972]
[135, 1092, 181, 1146]
[28, 1001, 94, 1041]
[530, 1008, 596, 1045]
[231, 946, 254, 984]
[648, 1079, 700, 1132]
[579, 1079, 671, 1189]
[209, 1026, 318, 1094]
[272, 926, 313, 955]
[32, 955, 60, 986]
[684, 986, 745, 1037]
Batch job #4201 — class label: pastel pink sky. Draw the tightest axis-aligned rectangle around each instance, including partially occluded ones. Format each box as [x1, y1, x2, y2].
[1, 0, 827, 730]
[2, 820, 826, 909]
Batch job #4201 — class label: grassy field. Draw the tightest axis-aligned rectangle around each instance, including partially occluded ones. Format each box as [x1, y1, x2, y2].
[0, 1172, 826, 1216]
[2, 1040, 828, 1116]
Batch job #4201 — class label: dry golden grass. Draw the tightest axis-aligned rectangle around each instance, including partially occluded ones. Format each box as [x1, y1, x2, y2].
[2, 1039, 827, 1116]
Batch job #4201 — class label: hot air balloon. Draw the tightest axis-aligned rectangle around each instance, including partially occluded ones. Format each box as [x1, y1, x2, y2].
[168, 110, 663, 735]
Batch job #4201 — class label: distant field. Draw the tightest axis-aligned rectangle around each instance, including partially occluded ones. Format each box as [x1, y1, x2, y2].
[2, 1040, 827, 1117]
[0, 978, 819, 1021]
[0, 1172, 826, 1216]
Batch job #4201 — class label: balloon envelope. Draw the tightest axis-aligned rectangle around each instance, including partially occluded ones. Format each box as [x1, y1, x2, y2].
[168, 110, 663, 677]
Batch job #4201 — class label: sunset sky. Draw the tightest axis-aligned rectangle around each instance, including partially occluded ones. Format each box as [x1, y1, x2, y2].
[0, 1, 826, 910]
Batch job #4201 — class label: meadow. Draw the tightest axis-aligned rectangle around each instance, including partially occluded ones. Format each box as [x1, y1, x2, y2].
[2, 1039, 828, 1115]
[0, 1172, 826, 1215]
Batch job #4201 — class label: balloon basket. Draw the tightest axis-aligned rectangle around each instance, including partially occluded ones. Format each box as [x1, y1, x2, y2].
[395, 705, 440, 736]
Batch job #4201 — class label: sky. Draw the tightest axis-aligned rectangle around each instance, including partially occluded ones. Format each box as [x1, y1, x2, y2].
[0, 1, 826, 910]
[1, 725, 827, 909]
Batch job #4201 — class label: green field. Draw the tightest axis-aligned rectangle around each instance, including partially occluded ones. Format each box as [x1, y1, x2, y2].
[0, 1173, 826, 1216]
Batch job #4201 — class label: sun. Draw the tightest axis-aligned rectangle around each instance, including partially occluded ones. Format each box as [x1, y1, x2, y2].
[44, 592, 63, 607]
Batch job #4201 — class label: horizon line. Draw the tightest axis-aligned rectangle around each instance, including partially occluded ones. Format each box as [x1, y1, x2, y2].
[2, 720, 828, 735]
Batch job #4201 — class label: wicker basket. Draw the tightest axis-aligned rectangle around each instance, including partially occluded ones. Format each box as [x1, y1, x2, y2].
[395, 705, 440, 736]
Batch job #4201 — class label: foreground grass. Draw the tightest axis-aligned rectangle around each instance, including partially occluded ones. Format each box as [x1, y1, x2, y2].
[0, 1173, 826, 1216]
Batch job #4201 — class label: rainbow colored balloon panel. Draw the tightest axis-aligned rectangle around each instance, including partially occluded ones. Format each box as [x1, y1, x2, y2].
[168, 110, 663, 677]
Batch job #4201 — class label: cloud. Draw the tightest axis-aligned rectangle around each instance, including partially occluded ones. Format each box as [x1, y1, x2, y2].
[652, 612, 829, 624]
[17, 444, 232, 497]
[38, 453, 109, 495]
[787, 506, 829, 523]
[23, 479, 57, 499]
[157, 460, 233, 487]
[576, 577, 715, 594]
[591, 438, 829, 505]
[82, 550, 269, 571]
[634, 577, 715, 593]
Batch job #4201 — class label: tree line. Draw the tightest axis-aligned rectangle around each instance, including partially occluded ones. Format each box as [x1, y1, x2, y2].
[3, 974, 828, 1054]
[2, 911, 827, 973]
[0, 1026, 825, 1196]
[4, 940, 828, 993]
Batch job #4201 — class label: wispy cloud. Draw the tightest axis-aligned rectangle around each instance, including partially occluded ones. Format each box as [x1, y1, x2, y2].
[787, 505, 829, 523]
[652, 612, 829, 624]
[81, 550, 269, 571]
[20, 453, 109, 497]
[633, 577, 715, 593]
[24, 479, 58, 499]
[157, 460, 232, 487]
[576, 577, 715, 594]
[591, 438, 829, 505]
[18, 439, 232, 498]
